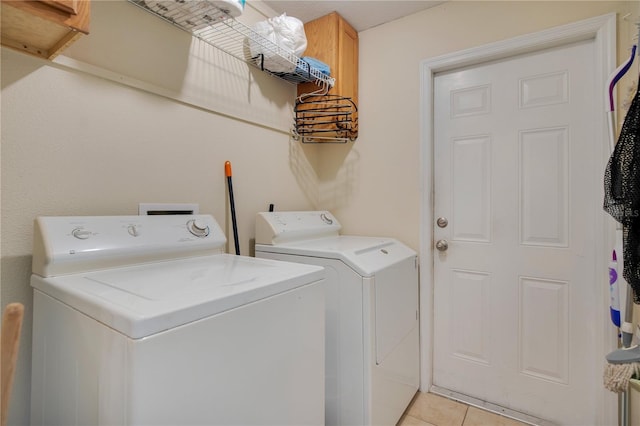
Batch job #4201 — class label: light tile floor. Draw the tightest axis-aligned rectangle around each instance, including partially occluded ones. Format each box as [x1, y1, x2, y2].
[398, 392, 530, 426]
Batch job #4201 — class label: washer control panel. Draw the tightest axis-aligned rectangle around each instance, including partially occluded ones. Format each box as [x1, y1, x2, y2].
[32, 214, 226, 277]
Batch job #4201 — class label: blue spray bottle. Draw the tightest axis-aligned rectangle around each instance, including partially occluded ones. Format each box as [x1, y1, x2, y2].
[609, 250, 621, 328]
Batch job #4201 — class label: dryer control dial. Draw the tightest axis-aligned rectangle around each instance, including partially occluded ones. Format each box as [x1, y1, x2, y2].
[320, 213, 333, 225]
[127, 225, 140, 237]
[187, 219, 210, 238]
[72, 227, 91, 240]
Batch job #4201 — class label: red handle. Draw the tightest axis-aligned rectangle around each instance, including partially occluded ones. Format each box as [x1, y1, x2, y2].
[225, 161, 232, 177]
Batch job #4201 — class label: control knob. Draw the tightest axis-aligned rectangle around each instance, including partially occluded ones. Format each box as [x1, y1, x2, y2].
[187, 219, 210, 238]
[72, 227, 91, 240]
[320, 213, 333, 225]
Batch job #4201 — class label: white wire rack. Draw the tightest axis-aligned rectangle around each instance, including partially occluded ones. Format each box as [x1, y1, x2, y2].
[128, 0, 335, 88]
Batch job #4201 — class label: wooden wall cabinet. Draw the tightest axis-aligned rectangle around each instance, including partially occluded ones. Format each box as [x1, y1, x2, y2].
[295, 12, 359, 142]
[297, 11, 358, 105]
[1, 0, 90, 60]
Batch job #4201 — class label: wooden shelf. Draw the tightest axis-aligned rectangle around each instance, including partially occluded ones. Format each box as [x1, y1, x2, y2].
[1, 0, 90, 60]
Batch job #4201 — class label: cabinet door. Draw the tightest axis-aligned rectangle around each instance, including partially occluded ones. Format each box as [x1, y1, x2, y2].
[297, 12, 358, 105]
[295, 12, 359, 142]
[335, 15, 358, 104]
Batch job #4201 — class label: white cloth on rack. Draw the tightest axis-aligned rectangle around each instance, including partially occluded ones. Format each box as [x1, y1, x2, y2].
[249, 13, 307, 73]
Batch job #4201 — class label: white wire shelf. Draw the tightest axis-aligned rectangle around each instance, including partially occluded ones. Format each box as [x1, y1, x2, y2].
[128, 0, 335, 88]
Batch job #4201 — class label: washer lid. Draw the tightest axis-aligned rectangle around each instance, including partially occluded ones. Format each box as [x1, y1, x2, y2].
[255, 236, 416, 277]
[31, 254, 324, 339]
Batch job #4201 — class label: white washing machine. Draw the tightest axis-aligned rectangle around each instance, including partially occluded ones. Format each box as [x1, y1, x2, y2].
[30, 214, 325, 426]
[255, 211, 419, 426]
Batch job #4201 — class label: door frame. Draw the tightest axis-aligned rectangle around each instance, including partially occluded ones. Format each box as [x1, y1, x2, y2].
[419, 13, 616, 423]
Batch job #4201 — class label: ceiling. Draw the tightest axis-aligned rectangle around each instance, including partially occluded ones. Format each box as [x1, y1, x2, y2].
[260, 1, 447, 32]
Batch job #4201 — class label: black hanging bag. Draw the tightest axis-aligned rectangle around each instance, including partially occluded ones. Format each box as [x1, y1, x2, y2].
[604, 82, 640, 302]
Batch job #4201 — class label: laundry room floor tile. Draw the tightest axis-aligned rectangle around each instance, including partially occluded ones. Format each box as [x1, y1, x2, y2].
[398, 392, 530, 426]
[398, 414, 436, 426]
[462, 406, 528, 426]
[402, 392, 467, 426]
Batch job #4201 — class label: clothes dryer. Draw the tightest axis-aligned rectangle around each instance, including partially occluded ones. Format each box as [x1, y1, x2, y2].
[30, 214, 325, 426]
[255, 211, 419, 426]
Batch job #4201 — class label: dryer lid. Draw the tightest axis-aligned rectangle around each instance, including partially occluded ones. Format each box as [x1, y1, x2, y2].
[256, 235, 416, 277]
[31, 254, 324, 338]
[255, 211, 416, 276]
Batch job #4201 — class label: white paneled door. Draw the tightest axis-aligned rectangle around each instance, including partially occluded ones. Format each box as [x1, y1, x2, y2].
[433, 40, 599, 425]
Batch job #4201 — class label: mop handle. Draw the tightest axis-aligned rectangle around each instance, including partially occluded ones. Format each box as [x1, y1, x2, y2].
[225, 161, 240, 255]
